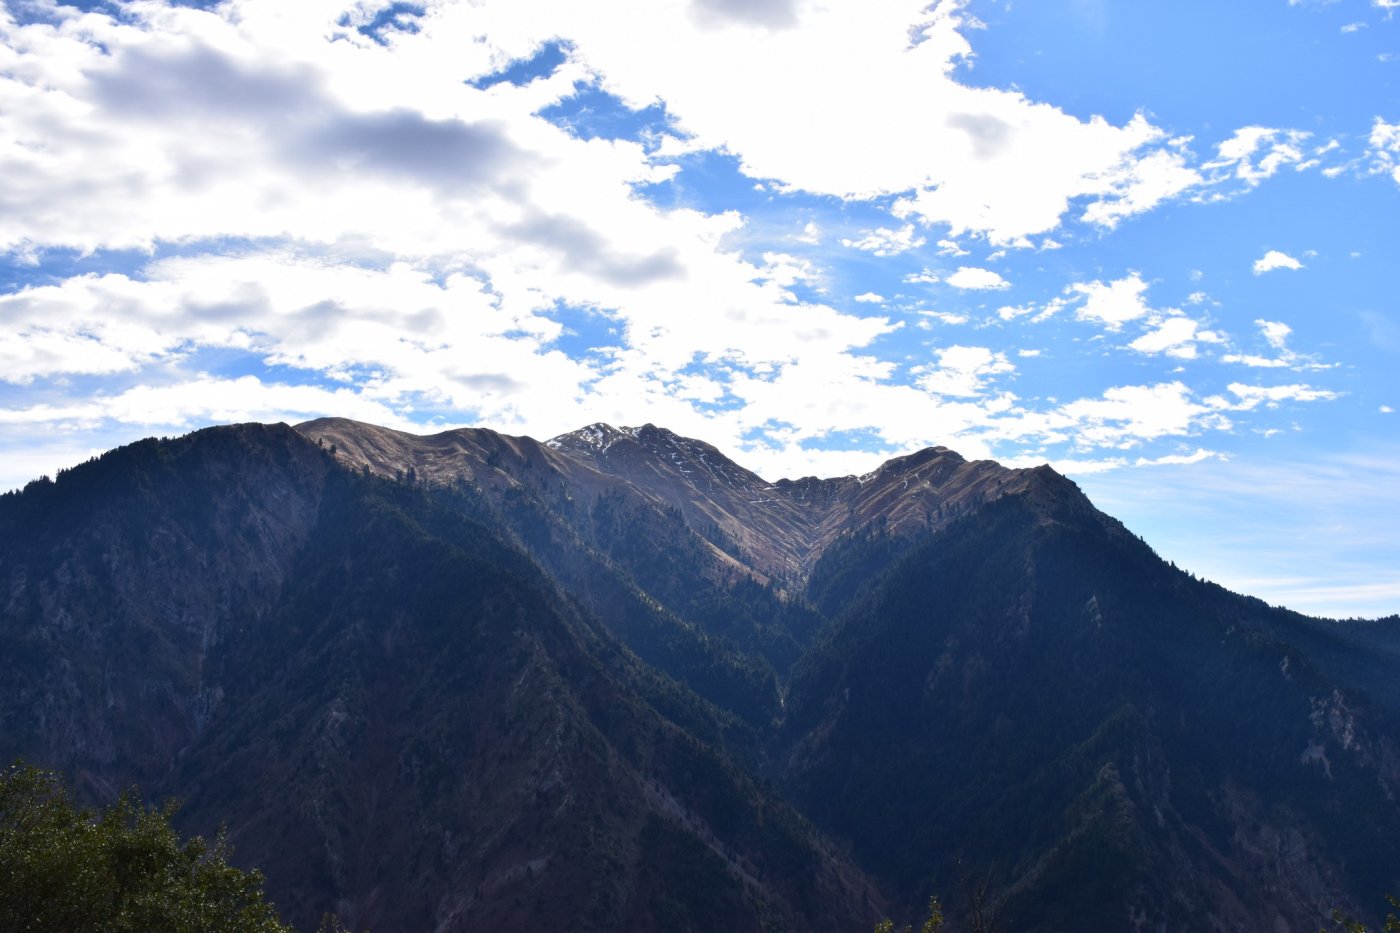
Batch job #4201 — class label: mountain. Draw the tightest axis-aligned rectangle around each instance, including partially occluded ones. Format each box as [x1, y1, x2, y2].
[0, 423, 876, 931]
[781, 476, 1400, 931]
[2, 417, 1397, 931]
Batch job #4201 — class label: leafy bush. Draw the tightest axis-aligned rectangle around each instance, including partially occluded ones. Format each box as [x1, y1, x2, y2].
[0, 762, 291, 933]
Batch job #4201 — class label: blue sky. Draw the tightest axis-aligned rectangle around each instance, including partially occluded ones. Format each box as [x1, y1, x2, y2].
[1, 0, 1396, 617]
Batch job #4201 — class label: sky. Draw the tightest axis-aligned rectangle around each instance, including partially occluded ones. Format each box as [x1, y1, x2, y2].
[0, 0, 1397, 618]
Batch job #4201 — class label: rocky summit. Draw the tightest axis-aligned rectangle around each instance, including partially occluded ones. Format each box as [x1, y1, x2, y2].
[2, 419, 1397, 931]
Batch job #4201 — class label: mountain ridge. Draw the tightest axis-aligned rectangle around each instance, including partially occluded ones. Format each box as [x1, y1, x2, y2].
[0, 422, 880, 931]
[299, 416, 1065, 584]
[3, 418, 1397, 931]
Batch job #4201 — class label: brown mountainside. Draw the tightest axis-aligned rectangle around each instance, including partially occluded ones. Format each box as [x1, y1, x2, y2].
[298, 417, 1048, 584]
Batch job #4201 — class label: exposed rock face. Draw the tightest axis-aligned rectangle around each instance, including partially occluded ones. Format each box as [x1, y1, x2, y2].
[2, 417, 1398, 932]
[303, 417, 1048, 584]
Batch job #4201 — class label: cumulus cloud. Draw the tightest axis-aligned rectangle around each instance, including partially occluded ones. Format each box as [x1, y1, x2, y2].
[426, 0, 1242, 245]
[1, 1, 956, 455]
[913, 345, 1015, 397]
[1259, 319, 1292, 349]
[0, 0, 1353, 488]
[990, 381, 1227, 451]
[1253, 250, 1304, 274]
[945, 266, 1011, 290]
[1070, 273, 1153, 330]
[1367, 118, 1400, 184]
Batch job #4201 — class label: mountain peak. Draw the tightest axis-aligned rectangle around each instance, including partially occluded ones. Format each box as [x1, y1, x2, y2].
[296, 417, 1079, 582]
[547, 422, 731, 464]
[545, 422, 630, 452]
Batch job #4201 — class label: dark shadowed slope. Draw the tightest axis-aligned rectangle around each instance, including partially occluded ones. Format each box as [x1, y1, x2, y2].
[3, 418, 1397, 931]
[0, 423, 879, 932]
[780, 471, 1400, 932]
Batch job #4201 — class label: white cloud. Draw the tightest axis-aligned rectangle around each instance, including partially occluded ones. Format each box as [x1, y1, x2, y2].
[1258, 319, 1292, 349]
[998, 297, 1068, 324]
[1058, 382, 1217, 447]
[1366, 118, 1400, 185]
[1080, 140, 1202, 228]
[841, 224, 926, 256]
[1253, 250, 1304, 274]
[1070, 272, 1153, 330]
[438, 0, 1224, 244]
[1381, 405, 1395, 413]
[1136, 448, 1218, 467]
[913, 345, 1015, 397]
[1129, 316, 1200, 358]
[1226, 382, 1340, 410]
[1204, 127, 1311, 189]
[757, 251, 820, 288]
[1222, 354, 1289, 369]
[0, 374, 410, 432]
[916, 310, 970, 325]
[0, 0, 1319, 275]
[0, 0, 1359, 491]
[1221, 319, 1331, 371]
[991, 381, 1226, 451]
[854, 292, 886, 303]
[945, 266, 1010, 290]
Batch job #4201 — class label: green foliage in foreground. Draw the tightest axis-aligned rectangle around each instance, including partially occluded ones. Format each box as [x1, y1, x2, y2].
[874, 896, 946, 933]
[0, 761, 292, 933]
